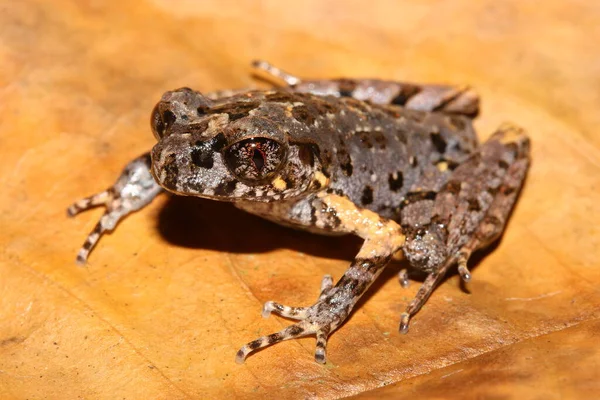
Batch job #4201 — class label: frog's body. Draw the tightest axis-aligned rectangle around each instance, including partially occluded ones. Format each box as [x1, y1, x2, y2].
[68, 61, 530, 364]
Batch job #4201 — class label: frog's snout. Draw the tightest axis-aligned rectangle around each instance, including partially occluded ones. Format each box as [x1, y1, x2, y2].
[150, 135, 190, 192]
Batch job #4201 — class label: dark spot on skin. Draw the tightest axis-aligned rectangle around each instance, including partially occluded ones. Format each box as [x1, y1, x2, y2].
[344, 97, 372, 114]
[265, 91, 296, 103]
[214, 180, 238, 196]
[373, 131, 387, 148]
[185, 120, 210, 134]
[297, 144, 315, 167]
[207, 101, 260, 121]
[337, 146, 353, 177]
[197, 105, 209, 115]
[82, 240, 93, 250]
[191, 143, 214, 169]
[163, 153, 179, 188]
[502, 186, 517, 196]
[467, 197, 481, 211]
[359, 132, 373, 148]
[388, 172, 404, 192]
[340, 162, 353, 177]
[210, 133, 228, 152]
[361, 186, 374, 205]
[391, 86, 421, 105]
[227, 102, 260, 121]
[312, 98, 339, 114]
[310, 205, 317, 224]
[321, 149, 333, 167]
[430, 131, 447, 153]
[329, 212, 342, 229]
[312, 179, 322, 190]
[283, 175, 295, 189]
[336, 78, 357, 97]
[248, 339, 263, 350]
[326, 188, 345, 196]
[487, 186, 499, 197]
[342, 277, 358, 291]
[151, 104, 165, 137]
[161, 110, 176, 134]
[162, 109, 176, 126]
[446, 180, 462, 195]
[498, 159, 510, 170]
[267, 333, 282, 344]
[292, 105, 316, 125]
[410, 156, 418, 167]
[288, 325, 305, 336]
[448, 115, 467, 131]
[402, 190, 437, 206]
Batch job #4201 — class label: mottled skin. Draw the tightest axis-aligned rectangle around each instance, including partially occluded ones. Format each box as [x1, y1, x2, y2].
[68, 61, 530, 364]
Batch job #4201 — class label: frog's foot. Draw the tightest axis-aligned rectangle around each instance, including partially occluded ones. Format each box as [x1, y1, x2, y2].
[236, 274, 346, 364]
[67, 153, 163, 265]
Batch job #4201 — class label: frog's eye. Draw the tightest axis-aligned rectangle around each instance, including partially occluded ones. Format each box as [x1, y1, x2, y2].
[151, 104, 176, 140]
[224, 137, 286, 183]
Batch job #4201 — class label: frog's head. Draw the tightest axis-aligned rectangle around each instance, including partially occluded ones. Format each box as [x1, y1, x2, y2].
[150, 88, 325, 202]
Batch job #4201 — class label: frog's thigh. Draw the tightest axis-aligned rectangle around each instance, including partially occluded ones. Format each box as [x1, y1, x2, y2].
[400, 122, 530, 332]
[236, 193, 405, 364]
[252, 60, 479, 116]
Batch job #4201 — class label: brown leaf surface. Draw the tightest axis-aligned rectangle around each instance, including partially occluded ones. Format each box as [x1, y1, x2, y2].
[1, 1, 599, 399]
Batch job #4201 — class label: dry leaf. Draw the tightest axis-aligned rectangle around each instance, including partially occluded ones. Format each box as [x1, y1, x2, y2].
[1, 1, 598, 399]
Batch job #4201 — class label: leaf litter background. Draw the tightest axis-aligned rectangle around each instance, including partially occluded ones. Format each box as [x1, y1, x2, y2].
[1, 1, 599, 399]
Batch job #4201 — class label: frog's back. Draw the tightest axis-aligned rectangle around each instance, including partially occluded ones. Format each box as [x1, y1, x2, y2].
[248, 90, 480, 221]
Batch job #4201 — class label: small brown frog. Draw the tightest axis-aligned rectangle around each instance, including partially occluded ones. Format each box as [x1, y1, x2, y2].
[68, 61, 530, 364]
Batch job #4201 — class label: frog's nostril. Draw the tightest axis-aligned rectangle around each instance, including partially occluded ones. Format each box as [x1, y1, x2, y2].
[162, 110, 176, 129]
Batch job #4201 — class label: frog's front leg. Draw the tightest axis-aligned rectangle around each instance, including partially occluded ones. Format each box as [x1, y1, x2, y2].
[236, 193, 405, 364]
[400, 123, 530, 333]
[253, 60, 479, 116]
[68, 153, 163, 264]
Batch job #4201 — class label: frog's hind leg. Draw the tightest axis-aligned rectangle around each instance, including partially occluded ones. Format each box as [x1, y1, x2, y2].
[236, 194, 404, 364]
[252, 60, 479, 116]
[399, 122, 530, 333]
[68, 153, 163, 264]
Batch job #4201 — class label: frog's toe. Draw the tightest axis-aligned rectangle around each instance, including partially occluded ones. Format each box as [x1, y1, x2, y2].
[318, 274, 333, 298]
[399, 312, 411, 334]
[67, 190, 112, 216]
[262, 301, 309, 320]
[398, 269, 410, 288]
[314, 330, 329, 364]
[236, 321, 334, 364]
[235, 321, 315, 364]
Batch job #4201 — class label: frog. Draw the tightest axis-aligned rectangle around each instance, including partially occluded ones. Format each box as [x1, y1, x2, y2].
[68, 61, 530, 364]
